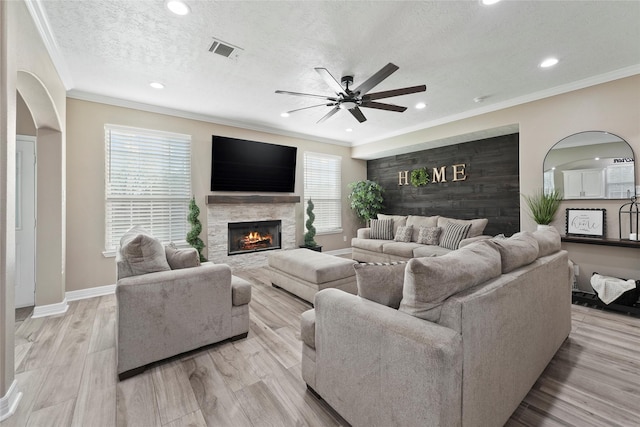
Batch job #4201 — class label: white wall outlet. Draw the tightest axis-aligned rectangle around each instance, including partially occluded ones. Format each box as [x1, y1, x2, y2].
[343, 235, 347, 242]
[574, 264, 580, 277]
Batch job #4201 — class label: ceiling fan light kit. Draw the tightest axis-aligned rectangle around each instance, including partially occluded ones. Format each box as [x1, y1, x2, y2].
[276, 62, 426, 124]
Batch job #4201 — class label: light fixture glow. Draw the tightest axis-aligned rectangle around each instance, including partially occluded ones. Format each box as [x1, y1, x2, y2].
[415, 102, 426, 109]
[166, 0, 190, 15]
[150, 81, 165, 89]
[595, 157, 600, 160]
[280, 112, 290, 118]
[346, 128, 353, 132]
[540, 57, 559, 68]
[481, 0, 502, 5]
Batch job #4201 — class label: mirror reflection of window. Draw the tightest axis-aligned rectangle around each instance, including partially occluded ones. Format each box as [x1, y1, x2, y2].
[543, 169, 555, 194]
[606, 163, 635, 198]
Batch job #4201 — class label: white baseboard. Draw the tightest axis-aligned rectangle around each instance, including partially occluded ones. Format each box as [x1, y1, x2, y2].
[31, 298, 69, 319]
[0, 380, 22, 422]
[66, 284, 116, 302]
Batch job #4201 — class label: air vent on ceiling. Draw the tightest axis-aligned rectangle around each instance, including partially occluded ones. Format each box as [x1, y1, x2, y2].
[208, 37, 242, 59]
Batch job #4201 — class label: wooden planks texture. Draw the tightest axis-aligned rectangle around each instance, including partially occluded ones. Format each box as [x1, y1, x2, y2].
[3, 267, 640, 426]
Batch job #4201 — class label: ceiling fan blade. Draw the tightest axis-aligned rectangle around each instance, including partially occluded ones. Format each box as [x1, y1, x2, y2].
[317, 106, 341, 124]
[353, 63, 399, 95]
[314, 67, 347, 96]
[360, 101, 407, 112]
[275, 90, 337, 101]
[287, 103, 335, 114]
[365, 85, 426, 101]
[349, 107, 367, 123]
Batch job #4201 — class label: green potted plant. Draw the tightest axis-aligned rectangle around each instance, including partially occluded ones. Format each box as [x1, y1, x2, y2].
[348, 180, 384, 225]
[522, 189, 562, 229]
[303, 199, 320, 250]
[187, 197, 207, 262]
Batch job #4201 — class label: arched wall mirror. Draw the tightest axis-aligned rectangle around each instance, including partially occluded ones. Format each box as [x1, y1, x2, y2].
[543, 131, 636, 200]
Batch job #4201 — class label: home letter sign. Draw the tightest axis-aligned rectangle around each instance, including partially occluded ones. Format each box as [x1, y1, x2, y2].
[398, 170, 410, 186]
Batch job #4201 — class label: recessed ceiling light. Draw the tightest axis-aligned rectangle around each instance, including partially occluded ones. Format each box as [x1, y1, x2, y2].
[346, 128, 353, 132]
[415, 102, 426, 109]
[280, 112, 290, 118]
[481, 0, 502, 5]
[595, 157, 600, 160]
[150, 81, 164, 89]
[166, 0, 190, 15]
[540, 57, 559, 68]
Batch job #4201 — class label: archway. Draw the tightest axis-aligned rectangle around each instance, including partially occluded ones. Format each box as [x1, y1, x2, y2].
[16, 70, 66, 312]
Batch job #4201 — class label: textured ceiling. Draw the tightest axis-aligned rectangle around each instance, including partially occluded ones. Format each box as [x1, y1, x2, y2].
[36, 0, 640, 147]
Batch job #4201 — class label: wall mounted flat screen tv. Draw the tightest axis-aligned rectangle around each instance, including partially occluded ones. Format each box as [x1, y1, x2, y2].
[211, 136, 297, 192]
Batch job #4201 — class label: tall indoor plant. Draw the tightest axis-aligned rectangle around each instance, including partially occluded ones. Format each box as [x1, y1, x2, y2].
[304, 199, 318, 248]
[348, 180, 384, 224]
[522, 189, 562, 228]
[187, 197, 207, 262]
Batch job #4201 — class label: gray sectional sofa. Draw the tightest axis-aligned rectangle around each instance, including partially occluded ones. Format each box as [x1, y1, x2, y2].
[301, 227, 572, 427]
[351, 213, 490, 262]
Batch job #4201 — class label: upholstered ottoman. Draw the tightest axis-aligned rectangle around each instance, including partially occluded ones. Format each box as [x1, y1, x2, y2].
[267, 248, 357, 304]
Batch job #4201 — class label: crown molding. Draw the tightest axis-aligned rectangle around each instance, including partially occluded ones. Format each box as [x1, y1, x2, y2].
[354, 65, 640, 147]
[66, 90, 351, 148]
[25, 0, 74, 89]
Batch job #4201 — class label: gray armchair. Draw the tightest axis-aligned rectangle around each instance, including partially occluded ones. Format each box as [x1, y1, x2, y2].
[115, 227, 251, 380]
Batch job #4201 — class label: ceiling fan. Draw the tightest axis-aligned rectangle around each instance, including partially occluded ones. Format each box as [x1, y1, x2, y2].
[275, 63, 426, 124]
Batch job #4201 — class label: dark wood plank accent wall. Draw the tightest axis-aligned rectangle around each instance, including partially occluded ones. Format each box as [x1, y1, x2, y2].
[367, 133, 520, 236]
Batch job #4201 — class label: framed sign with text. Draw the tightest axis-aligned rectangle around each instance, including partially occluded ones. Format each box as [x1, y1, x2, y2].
[566, 208, 606, 238]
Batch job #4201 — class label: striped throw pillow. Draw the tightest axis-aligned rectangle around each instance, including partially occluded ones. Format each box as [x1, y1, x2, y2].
[370, 219, 394, 240]
[439, 222, 472, 250]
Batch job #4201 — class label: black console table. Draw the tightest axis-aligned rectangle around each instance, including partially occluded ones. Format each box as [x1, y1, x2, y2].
[561, 235, 640, 249]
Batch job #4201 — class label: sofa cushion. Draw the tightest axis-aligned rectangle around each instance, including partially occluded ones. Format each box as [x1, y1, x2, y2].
[406, 215, 439, 241]
[378, 214, 408, 235]
[382, 242, 423, 258]
[370, 219, 394, 240]
[165, 244, 201, 270]
[490, 231, 539, 273]
[416, 226, 441, 245]
[394, 225, 413, 242]
[354, 261, 408, 309]
[119, 226, 171, 276]
[412, 245, 452, 258]
[399, 240, 502, 322]
[437, 217, 488, 238]
[439, 222, 472, 250]
[351, 237, 391, 252]
[532, 227, 561, 257]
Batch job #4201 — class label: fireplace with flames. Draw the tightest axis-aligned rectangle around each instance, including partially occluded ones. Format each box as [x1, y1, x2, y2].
[228, 220, 281, 255]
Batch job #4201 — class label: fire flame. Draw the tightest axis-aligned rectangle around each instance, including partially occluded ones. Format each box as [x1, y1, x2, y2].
[242, 231, 272, 246]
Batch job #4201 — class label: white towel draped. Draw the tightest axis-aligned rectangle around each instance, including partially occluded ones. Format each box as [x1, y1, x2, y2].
[590, 273, 637, 305]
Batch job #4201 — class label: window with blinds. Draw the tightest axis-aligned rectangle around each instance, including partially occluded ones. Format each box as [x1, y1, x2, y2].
[104, 125, 192, 254]
[304, 152, 342, 234]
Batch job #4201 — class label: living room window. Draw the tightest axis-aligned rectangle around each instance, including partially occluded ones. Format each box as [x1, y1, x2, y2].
[304, 152, 342, 234]
[104, 125, 192, 255]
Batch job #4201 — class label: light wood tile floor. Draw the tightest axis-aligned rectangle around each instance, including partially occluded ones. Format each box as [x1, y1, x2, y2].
[3, 268, 640, 426]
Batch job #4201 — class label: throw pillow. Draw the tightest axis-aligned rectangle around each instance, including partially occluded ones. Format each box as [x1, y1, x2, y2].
[120, 226, 171, 276]
[354, 261, 408, 309]
[165, 243, 201, 270]
[532, 227, 561, 257]
[399, 240, 502, 322]
[416, 226, 441, 245]
[489, 231, 539, 273]
[378, 214, 408, 235]
[394, 225, 413, 243]
[370, 219, 394, 240]
[438, 222, 472, 250]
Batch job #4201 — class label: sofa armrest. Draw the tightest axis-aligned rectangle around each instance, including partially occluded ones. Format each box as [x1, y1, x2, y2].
[312, 289, 462, 427]
[300, 309, 316, 349]
[231, 275, 252, 306]
[356, 227, 371, 239]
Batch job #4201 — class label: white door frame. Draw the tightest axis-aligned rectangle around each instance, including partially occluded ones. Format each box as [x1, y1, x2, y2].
[15, 135, 36, 308]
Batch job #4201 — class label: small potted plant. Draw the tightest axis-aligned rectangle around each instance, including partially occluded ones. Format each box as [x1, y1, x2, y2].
[522, 189, 562, 229]
[348, 180, 384, 225]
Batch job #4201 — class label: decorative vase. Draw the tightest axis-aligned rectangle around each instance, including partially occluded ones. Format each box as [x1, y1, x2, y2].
[536, 224, 555, 231]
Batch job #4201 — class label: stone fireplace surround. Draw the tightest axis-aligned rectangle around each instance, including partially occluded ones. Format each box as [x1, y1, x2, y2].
[206, 195, 299, 269]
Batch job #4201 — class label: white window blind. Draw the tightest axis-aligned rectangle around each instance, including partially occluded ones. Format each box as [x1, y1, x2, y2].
[304, 152, 342, 234]
[104, 125, 191, 253]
